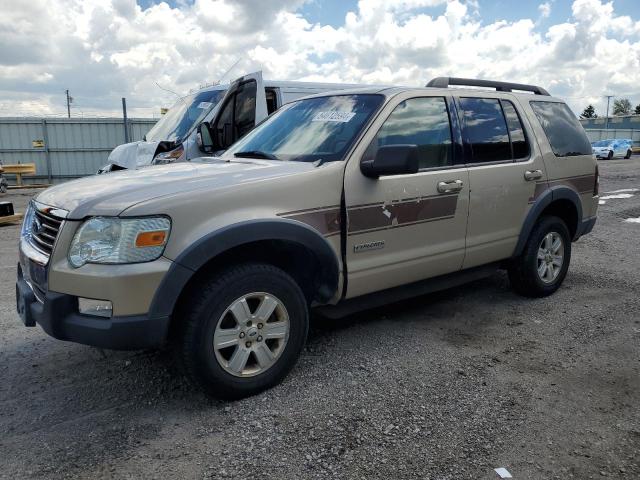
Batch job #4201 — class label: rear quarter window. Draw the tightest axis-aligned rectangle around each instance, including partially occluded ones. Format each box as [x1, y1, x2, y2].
[530, 101, 592, 157]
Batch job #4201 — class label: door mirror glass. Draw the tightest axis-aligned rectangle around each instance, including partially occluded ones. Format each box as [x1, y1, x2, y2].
[197, 122, 214, 153]
[360, 145, 419, 178]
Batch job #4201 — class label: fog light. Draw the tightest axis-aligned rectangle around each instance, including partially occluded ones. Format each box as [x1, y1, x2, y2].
[78, 298, 113, 318]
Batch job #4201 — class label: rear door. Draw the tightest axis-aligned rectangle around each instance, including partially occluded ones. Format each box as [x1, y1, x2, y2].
[457, 95, 547, 268]
[343, 92, 470, 298]
[210, 71, 268, 152]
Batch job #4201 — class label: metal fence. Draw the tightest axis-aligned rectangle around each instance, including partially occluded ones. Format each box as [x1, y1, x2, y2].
[0, 118, 635, 186]
[584, 128, 640, 148]
[0, 117, 157, 184]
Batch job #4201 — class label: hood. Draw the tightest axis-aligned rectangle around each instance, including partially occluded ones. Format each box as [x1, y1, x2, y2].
[36, 158, 316, 219]
[106, 141, 161, 169]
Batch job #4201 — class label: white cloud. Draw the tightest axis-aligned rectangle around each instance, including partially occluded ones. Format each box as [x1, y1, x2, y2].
[0, 0, 638, 118]
[538, 2, 552, 19]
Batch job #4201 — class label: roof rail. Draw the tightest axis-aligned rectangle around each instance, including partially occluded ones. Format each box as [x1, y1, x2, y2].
[426, 77, 550, 96]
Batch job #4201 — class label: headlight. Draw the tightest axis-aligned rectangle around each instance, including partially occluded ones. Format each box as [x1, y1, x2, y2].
[68, 216, 170, 268]
[21, 203, 35, 238]
[152, 145, 184, 165]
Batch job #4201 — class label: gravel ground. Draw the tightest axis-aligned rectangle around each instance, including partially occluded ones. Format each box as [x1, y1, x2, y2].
[1, 158, 639, 480]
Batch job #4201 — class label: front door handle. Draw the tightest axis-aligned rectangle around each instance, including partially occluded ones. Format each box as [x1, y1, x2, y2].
[437, 179, 464, 194]
[524, 169, 543, 181]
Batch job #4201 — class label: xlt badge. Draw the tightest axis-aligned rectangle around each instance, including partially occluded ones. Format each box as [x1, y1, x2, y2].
[353, 240, 385, 253]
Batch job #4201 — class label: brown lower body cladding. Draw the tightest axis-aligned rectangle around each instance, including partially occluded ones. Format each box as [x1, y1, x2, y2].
[529, 174, 596, 203]
[279, 193, 459, 237]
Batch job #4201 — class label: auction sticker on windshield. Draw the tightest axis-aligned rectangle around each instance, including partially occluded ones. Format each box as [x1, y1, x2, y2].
[312, 111, 356, 122]
[197, 102, 213, 109]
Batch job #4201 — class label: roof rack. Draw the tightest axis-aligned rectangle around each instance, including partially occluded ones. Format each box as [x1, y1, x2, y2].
[426, 77, 550, 96]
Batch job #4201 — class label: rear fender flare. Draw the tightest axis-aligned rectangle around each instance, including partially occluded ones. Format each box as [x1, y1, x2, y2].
[513, 186, 582, 257]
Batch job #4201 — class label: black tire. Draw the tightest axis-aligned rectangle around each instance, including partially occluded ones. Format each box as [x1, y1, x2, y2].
[625, 150, 632, 159]
[174, 263, 309, 400]
[607, 150, 613, 160]
[508, 215, 571, 298]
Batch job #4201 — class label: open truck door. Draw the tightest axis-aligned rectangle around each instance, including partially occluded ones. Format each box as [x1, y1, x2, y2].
[198, 71, 268, 155]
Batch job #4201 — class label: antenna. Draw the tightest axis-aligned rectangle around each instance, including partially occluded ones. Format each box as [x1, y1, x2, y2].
[216, 58, 241, 85]
[155, 82, 185, 104]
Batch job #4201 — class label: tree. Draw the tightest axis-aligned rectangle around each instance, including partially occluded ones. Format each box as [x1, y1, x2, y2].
[581, 105, 597, 118]
[635, 104, 640, 115]
[612, 98, 631, 116]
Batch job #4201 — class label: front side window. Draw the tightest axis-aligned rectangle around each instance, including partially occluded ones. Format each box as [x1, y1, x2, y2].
[530, 101, 592, 157]
[234, 81, 257, 138]
[459, 97, 511, 163]
[214, 80, 257, 149]
[224, 94, 384, 163]
[364, 97, 453, 169]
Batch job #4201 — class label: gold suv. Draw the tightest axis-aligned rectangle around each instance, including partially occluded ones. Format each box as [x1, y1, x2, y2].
[16, 77, 598, 399]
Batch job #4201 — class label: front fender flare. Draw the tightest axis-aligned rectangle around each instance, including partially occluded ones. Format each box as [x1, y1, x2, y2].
[148, 219, 340, 321]
[512, 186, 583, 257]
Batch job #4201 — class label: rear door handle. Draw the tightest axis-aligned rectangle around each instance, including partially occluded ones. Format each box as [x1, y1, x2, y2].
[437, 179, 464, 193]
[524, 169, 543, 181]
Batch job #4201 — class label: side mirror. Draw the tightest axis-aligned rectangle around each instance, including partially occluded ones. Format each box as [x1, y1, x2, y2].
[360, 145, 419, 178]
[197, 122, 214, 153]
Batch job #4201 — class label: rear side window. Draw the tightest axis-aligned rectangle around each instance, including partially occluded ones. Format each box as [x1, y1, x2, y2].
[530, 101, 592, 157]
[365, 96, 453, 169]
[459, 98, 511, 162]
[502, 101, 529, 159]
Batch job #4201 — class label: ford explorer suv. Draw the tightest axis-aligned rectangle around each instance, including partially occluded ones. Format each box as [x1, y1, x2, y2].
[16, 77, 598, 399]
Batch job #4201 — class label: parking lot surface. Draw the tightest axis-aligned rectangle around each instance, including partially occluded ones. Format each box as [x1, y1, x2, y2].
[1, 158, 639, 479]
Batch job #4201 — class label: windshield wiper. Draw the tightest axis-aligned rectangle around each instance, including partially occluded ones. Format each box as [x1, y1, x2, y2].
[234, 150, 279, 160]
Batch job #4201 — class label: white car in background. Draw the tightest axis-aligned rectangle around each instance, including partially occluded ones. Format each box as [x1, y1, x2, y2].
[591, 139, 633, 160]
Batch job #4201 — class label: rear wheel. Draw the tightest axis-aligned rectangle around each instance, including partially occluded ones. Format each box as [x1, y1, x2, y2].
[174, 263, 309, 399]
[508, 216, 571, 298]
[625, 149, 632, 159]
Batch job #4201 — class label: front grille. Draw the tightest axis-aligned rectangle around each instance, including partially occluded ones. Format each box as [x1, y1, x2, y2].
[29, 208, 63, 256]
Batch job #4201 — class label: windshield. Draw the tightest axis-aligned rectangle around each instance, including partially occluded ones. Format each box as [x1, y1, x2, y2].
[592, 140, 612, 147]
[145, 89, 226, 143]
[224, 94, 384, 163]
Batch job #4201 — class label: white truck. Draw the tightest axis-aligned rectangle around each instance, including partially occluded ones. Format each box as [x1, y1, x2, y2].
[102, 71, 366, 171]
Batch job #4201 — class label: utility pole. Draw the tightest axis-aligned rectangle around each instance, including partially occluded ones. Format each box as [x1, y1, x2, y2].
[65, 89, 71, 118]
[122, 97, 130, 143]
[604, 95, 613, 130]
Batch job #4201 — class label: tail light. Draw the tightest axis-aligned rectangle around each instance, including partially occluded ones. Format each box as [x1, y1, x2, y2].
[594, 165, 599, 196]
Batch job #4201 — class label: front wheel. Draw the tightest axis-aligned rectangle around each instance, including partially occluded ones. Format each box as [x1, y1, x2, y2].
[607, 150, 613, 160]
[174, 263, 309, 399]
[508, 216, 571, 298]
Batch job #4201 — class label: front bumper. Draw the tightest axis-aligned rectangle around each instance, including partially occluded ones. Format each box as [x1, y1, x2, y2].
[593, 151, 611, 159]
[16, 264, 170, 350]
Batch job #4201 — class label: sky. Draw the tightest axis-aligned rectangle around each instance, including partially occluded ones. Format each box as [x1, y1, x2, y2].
[0, 0, 638, 118]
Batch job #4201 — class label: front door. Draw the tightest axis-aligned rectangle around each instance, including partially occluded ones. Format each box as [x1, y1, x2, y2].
[344, 93, 470, 299]
[211, 71, 268, 152]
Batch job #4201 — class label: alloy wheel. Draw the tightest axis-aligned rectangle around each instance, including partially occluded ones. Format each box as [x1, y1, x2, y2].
[213, 292, 290, 377]
[537, 232, 564, 284]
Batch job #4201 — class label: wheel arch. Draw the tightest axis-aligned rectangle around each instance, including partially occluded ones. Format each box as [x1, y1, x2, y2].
[148, 219, 340, 326]
[513, 186, 582, 258]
